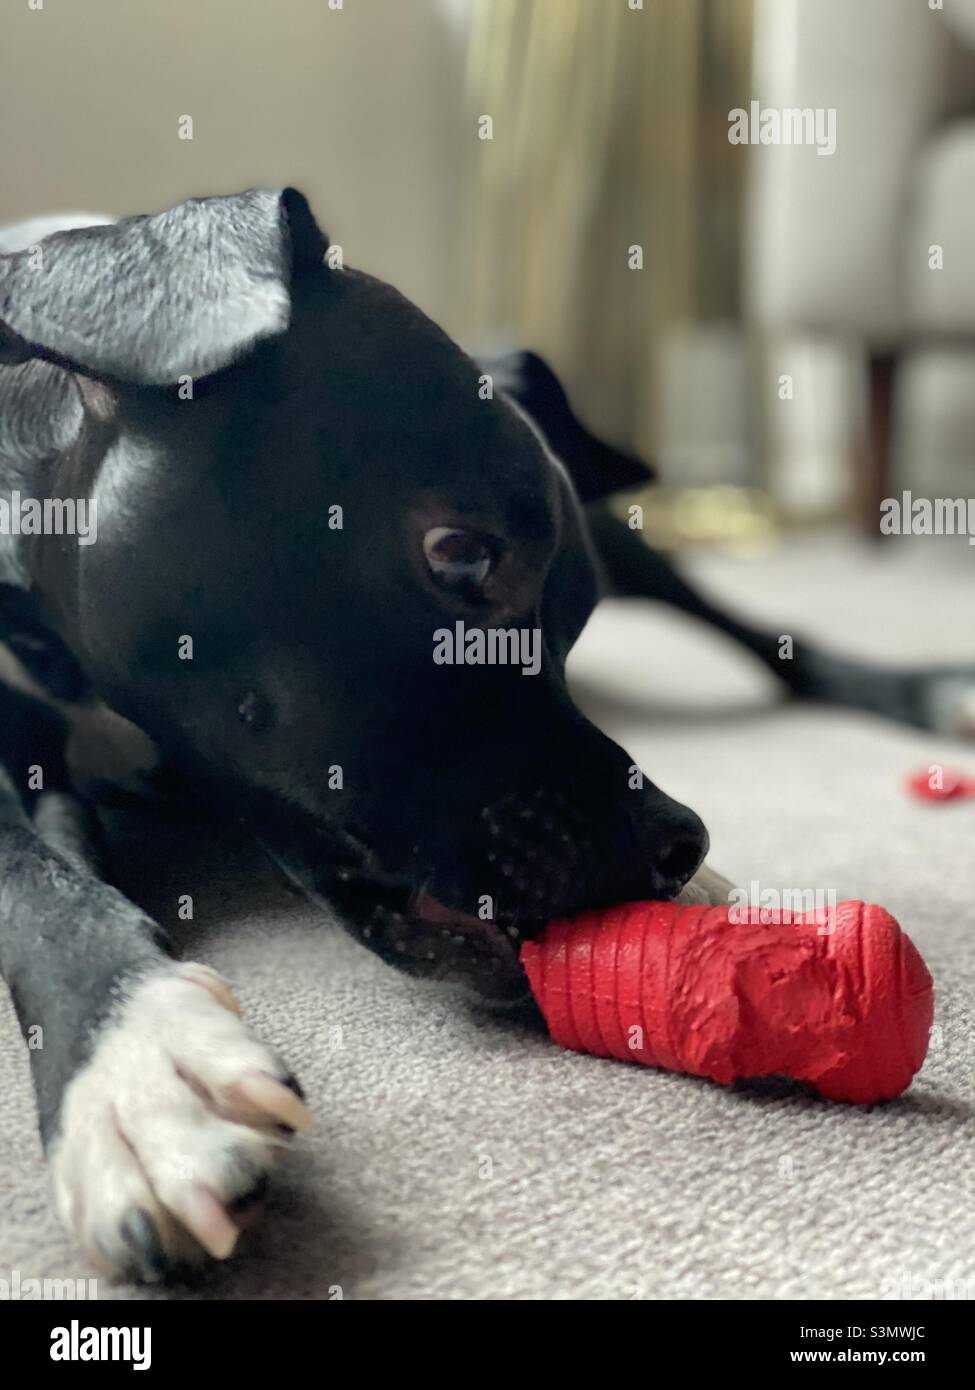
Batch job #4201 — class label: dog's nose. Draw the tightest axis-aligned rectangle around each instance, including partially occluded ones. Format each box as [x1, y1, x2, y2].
[633, 798, 709, 892]
[657, 816, 709, 885]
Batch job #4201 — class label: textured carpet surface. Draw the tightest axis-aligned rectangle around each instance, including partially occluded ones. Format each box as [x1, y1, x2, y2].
[1, 534, 974, 1300]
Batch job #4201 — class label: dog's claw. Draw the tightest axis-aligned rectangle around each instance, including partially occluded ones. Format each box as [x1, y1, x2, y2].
[179, 962, 243, 1016]
[174, 1184, 240, 1261]
[235, 1072, 313, 1132]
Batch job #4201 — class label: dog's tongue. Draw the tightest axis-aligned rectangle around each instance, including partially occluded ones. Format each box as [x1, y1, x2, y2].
[411, 888, 486, 932]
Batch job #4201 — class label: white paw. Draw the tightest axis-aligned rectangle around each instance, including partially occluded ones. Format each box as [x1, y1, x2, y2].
[50, 962, 310, 1282]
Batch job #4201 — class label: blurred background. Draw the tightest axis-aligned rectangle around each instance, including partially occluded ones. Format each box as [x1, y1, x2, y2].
[6, 2, 975, 1306]
[3, 0, 975, 550]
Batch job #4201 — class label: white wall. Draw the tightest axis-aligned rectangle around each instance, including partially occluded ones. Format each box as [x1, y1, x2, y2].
[0, 0, 469, 329]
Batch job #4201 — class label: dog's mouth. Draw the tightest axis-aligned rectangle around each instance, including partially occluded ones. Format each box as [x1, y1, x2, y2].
[252, 789, 697, 1004]
[252, 819, 536, 1001]
[323, 867, 539, 1004]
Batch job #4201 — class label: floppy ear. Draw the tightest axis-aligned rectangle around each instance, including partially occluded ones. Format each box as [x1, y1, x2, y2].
[480, 349, 654, 503]
[0, 187, 327, 386]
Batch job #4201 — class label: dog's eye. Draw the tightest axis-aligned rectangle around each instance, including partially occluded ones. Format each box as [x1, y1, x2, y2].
[237, 690, 271, 732]
[423, 527, 496, 595]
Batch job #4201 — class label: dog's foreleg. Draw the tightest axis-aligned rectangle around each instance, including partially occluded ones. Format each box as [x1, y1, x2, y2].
[587, 506, 975, 737]
[0, 765, 310, 1282]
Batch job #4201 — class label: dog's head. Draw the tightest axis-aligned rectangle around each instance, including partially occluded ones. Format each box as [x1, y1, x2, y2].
[0, 188, 707, 1001]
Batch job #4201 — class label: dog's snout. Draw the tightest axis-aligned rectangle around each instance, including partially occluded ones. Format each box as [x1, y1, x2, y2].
[475, 774, 709, 922]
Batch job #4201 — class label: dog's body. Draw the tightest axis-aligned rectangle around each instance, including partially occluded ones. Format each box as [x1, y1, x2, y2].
[0, 189, 971, 1281]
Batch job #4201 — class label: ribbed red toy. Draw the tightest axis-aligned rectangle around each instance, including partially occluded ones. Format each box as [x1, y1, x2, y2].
[519, 901, 933, 1104]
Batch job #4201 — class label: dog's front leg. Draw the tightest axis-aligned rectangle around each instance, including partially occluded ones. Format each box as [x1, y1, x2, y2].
[0, 772, 310, 1282]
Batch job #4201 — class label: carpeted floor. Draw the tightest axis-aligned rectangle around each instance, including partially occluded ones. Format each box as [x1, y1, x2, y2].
[1, 533, 974, 1300]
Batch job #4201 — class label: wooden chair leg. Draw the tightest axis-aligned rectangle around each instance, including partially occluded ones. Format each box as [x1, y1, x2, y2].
[862, 350, 897, 538]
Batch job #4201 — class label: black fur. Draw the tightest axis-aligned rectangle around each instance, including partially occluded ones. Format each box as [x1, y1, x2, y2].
[0, 188, 970, 1278]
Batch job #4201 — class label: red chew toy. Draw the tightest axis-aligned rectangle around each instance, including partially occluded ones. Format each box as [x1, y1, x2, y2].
[519, 901, 933, 1104]
[906, 766, 975, 801]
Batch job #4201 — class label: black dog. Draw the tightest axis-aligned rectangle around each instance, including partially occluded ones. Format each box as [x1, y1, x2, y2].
[0, 189, 970, 1281]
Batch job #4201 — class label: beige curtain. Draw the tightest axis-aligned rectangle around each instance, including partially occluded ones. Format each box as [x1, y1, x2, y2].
[459, 0, 752, 460]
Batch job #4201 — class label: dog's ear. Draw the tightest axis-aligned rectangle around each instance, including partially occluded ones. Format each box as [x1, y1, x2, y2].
[0, 188, 327, 387]
[481, 349, 655, 503]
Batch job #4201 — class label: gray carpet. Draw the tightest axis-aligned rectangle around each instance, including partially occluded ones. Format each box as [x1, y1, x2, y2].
[2, 533, 974, 1300]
